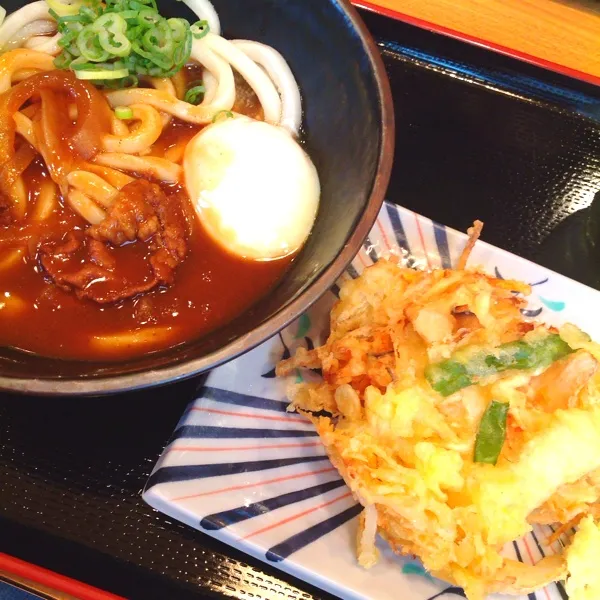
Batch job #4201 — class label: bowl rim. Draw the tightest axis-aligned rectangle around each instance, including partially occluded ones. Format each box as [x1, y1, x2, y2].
[0, 0, 395, 396]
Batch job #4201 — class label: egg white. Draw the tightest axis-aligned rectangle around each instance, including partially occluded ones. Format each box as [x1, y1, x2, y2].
[184, 116, 320, 260]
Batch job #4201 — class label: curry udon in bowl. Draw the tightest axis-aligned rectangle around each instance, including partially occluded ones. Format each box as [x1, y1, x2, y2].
[0, 0, 392, 394]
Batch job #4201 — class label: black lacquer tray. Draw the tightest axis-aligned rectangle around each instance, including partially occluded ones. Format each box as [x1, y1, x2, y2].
[1, 8, 599, 600]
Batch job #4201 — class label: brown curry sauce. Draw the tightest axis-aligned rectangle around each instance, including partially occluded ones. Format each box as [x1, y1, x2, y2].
[0, 118, 293, 361]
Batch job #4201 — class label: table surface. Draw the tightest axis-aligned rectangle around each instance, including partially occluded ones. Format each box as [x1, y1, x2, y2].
[354, 0, 600, 85]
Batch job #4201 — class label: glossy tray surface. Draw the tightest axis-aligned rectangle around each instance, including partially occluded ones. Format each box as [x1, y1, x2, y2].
[0, 9, 599, 600]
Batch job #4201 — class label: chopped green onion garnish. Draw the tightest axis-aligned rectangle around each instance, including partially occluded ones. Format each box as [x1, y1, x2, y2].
[184, 83, 205, 105]
[101, 74, 139, 88]
[46, 0, 83, 17]
[75, 68, 130, 80]
[55, 13, 83, 22]
[50, 0, 194, 88]
[212, 110, 234, 123]
[114, 106, 134, 119]
[77, 25, 110, 61]
[190, 20, 209, 39]
[137, 8, 160, 28]
[53, 50, 73, 69]
[79, 5, 100, 23]
[168, 18, 187, 42]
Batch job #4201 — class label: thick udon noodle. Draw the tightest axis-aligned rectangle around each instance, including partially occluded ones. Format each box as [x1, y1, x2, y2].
[0, 0, 305, 358]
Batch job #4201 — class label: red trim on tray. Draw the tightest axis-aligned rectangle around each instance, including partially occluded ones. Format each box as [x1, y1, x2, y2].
[352, 0, 600, 87]
[0, 553, 126, 600]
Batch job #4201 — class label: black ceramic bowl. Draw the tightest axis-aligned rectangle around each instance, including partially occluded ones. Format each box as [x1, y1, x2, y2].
[0, 0, 394, 395]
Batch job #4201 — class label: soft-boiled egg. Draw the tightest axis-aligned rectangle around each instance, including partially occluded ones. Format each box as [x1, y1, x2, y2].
[183, 116, 320, 260]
